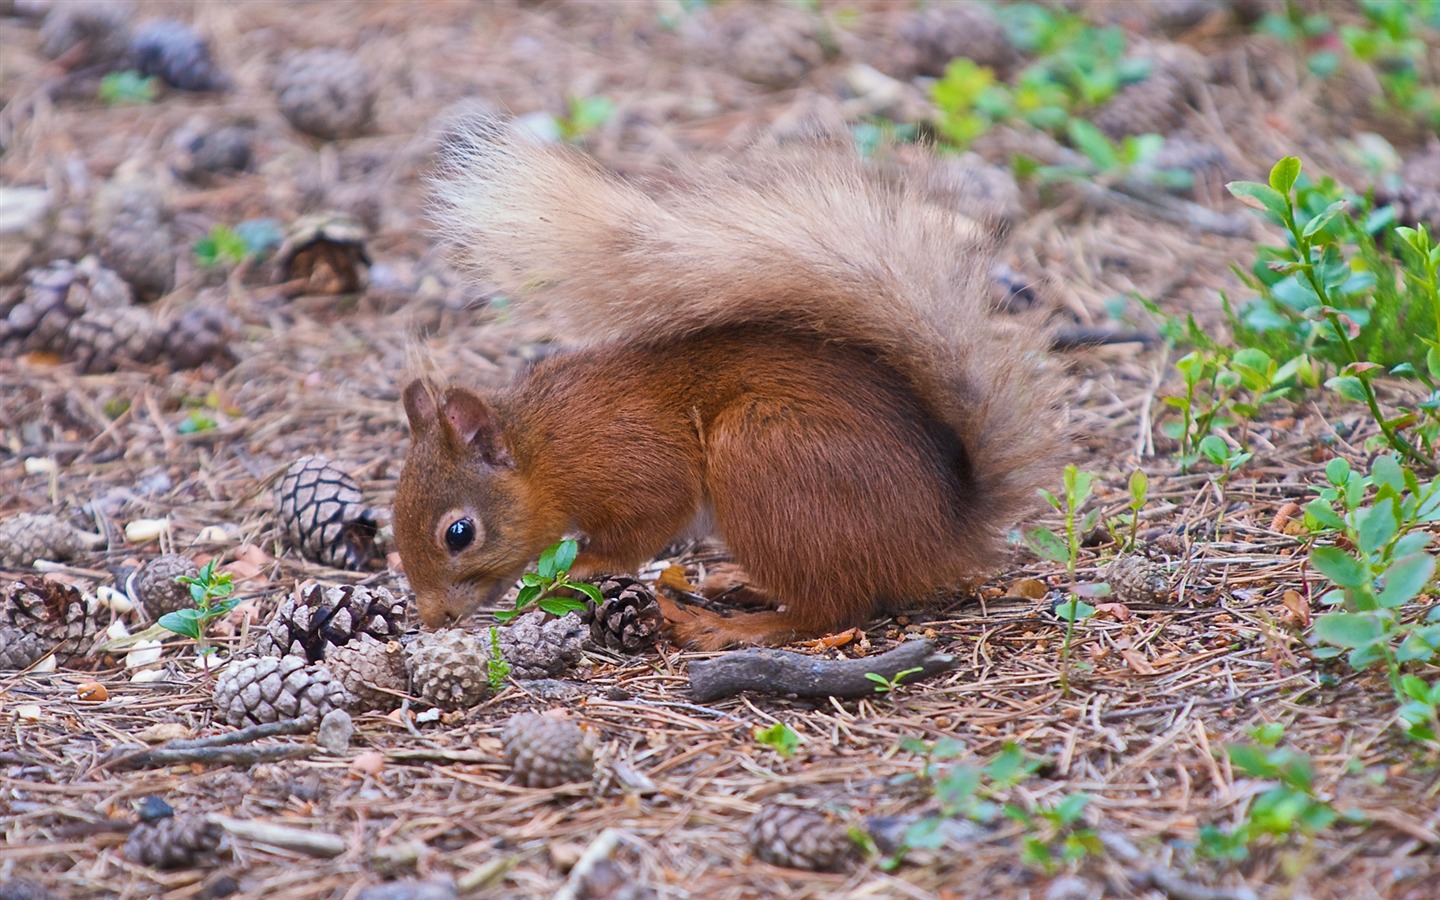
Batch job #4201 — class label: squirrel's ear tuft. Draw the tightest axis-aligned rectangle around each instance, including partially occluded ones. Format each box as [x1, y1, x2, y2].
[439, 386, 513, 468]
[402, 379, 440, 434]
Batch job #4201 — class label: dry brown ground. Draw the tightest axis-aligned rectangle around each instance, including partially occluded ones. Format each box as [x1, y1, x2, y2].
[3, 1, 1440, 898]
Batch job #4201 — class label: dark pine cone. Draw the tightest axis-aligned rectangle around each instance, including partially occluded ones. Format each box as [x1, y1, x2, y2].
[255, 582, 407, 662]
[584, 576, 663, 654]
[123, 813, 223, 869]
[274, 48, 376, 140]
[748, 804, 861, 872]
[130, 553, 200, 620]
[1, 258, 132, 359]
[274, 456, 381, 570]
[2, 576, 93, 664]
[130, 19, 227, 92]
[500, 712, 595, 788]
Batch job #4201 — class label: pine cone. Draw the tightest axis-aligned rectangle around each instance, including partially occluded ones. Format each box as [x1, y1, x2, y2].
[747, 805, 860, 872]
[2, 576, 94, 662]
[1092, 44, 1208, 139]
[325, 637, 407, 712]
[162, 304, 236, 370]
[404, 629, 490, 710]
[39, 0, 133, 67]
[500, 712, 595, 788]
[892, 3, 1019, 79]
[1, 258, 132, 358]
[255, 582, 407, 661]
[123, 814, 223, 869]
[276, 213, 371, 295]
[1104, 555, 1169, 604]
[0, 628, 55, 671]
[172, 123, 254, 180]
[275, 49, 376, 140]
[584, 576, 663, 654]
[273, 456, 381, 570]
[91, 175, 176, 302]
[131, 553, 200, 620]
[724, 9, 830, 88]
[0, 513, 104, 569]
[130, 19, 226, 92]
[65, 304, 166, 373]
[499, 610, 587, 679]
[0, 878, 57, 900]
[211, 655, 348, 728]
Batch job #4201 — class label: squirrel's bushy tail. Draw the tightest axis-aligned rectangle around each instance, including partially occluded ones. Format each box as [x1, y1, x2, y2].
[432, 116, 1061, 524]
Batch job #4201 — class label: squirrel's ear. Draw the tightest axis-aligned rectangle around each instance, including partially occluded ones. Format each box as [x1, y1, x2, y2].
[439, 386, 513, 467]
[401, 379, 439, 434]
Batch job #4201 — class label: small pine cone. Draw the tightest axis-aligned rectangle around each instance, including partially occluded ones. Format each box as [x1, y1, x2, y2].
[1092, 44, 1208, 140]
[123, 814, 223, 870]
[255, 582, 407, 661]
[584, 576, 663, 654]
[500, 712, 595, 788]
[1104, 555, 1169, 604]
[273, 456, 381, 570]
[131, 553, 200, 620]
[172, 123, 254, 180]
[276, 213, 371, 295]
[39, 0, 133, 67]
[892, 3, 1019, 79]
[0, 627, 55, 670]
[720, 9, 830, 88]
[404, 629, 490, 710]
[325, 637, 407, 712]
[2, 576, 94, 661]
[211, 655, 348, 728]
[91, 176, 176, 302]
[162, 304, 236, 370]
[65, 305, 166, 373]
[747, 805, 860, 872]
[275, 49, 377, 140]
[2, 258, 134, 357]
[0, 878, 57, 900]
[130, 19, 226, 92]
[0, 513, 104, 569]
[499, 611, 587, 679]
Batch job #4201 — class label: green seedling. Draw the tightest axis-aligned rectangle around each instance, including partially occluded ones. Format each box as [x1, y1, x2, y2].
[557, 95, 614, 144]
[1024, 465, 1098, 692]
[864, 666, 923, 694]
[99, 71, 157, 105]
[494, 538, 602, 623]
[158, 558, 238, 658]
[486, 625, 510, 694]
[1116, 468, 1148, 554]
[754, 721, 801, 759]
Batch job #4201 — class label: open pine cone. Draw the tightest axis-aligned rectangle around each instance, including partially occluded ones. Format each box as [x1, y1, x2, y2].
[1, 577, 94, 667]
[123, 814, 224, 870]
[324, 637, 407, 712]
[583, 576, 663, 654]
[0, 512, 104, 569]
[254, 582, 407, 661]
[748, 804, 860, 872]
[211, 655, 347, 728]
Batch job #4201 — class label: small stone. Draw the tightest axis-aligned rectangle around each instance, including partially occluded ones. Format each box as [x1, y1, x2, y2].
[316, 708, 354, 753]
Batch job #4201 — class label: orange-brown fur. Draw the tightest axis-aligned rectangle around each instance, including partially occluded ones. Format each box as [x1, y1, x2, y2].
[394, 117, 1063, 649]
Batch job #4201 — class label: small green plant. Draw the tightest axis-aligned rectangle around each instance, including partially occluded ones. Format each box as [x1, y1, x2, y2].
[1198, 434, 1253, 532]
[753, 721, 801, 759]
[1023, 465, 1098, 691]
[158, 559, 238, 657]
[1304, 455, 1440, 743]
[887, 740, 1097, 874]
[194, 225, 251, 269]
[494, 539, 602, 623]
[99, 70, 157, 105]
[864, 666, 923, 694]
[1114, 468, 1148, 554]
[1197, 724, 1353, 860]
[1227, 157, 1438, 464]
[178, 409, 218, 434]
[1018, 120, 1193, 193]
[556, 95, 614, 144]
[486, 626, 510, 693]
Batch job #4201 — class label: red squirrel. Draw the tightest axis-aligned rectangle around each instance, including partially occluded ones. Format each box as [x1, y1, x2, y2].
[394, 117, 1062, 650]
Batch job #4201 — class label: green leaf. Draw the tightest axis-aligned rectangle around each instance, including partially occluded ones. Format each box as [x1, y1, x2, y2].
[1066, 118, 1117, 171]
[552, 539, 579, 575]
[1051, 793, 1090, 824]
[1310, 546, 1369, 588]
[1377, 553, 1436, 608]
[1022, 526, 1070, 564]
[494, 608, 518, 623]
[1356, 500, 1399, 557]
[1301, 200, 1349, 239]
[1228, 180, 1290, 220]
[1324, 457, 1352, 486]
[1128, 469, 1148, 507]
[520, 573, 543, 587]
[1226, 743, 1277, 779]
[570, 582, 603, 605]
[538, 597, 589, 617]
[1199, 435, 1229, 466]
[158, 609, 202, 640]
[1269, 156, 1302, 195]
[1313, 611, 1384, 648]
[1054, 598, 1096, 622]
[754, 722, 800, 758]
[98, 70, 157, 105]
[536, 544, 559, 579]
[1325, 375, 1369, 403]
[515, 584, 542, 609]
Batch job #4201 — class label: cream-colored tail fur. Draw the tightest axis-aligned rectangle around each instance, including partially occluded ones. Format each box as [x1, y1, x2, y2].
[431, 116, 1061, 523]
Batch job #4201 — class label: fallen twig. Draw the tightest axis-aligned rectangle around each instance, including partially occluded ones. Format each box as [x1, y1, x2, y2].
[100, 719, 316, 770]
[687, 639, 957, 702]
[210, 815, 346, 858]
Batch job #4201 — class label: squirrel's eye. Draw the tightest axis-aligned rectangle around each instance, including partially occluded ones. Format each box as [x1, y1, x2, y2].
[444, 518, 476, 553]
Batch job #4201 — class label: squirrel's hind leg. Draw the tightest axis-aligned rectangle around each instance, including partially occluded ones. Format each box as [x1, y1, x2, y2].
[660, 599, 829, 651]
